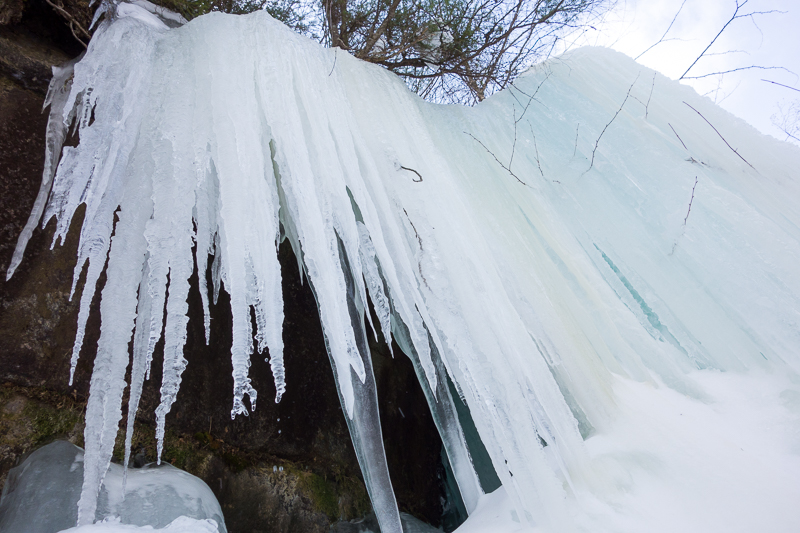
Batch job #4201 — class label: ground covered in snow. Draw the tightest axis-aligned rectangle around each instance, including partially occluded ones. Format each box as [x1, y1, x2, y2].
[457, 372, 800, 533]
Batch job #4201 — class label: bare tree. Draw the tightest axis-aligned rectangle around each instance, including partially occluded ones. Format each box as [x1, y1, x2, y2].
[679, 0, 787, 81]
[314, 0, 611, 104]
[49, 0, 610, 104]
[771, 99, 800, 144]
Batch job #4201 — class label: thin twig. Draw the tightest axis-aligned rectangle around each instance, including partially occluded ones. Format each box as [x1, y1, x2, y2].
[635, 0, 687, 61]
[683, 176, 698, 226]
[781, 130, 800, 143]
[680, 0, 782, 80]
[512, 71, 551, 125]
[587, 73, 640, 172]
[506, 81, 546, 172]
[683, 65, 790, 80]
[399, 165, 423, 182]
[668, 123, 687, 150]
[402, 208, 422, 249]
[529, 124, 544, 178]
[572, 123, 579, 158]
[645, 73, 656, 119]
[402, 208, 429, 288]
[69, 22, 87, 48]
[761, 79, 800, 93]
[45, 0, 90, 47]
[670, 175, 699, 256]
[465, 131, 529, 186]
[774, 120, 800, 143]
[509, 107, 518, 170]
[683, 101, 755, 170]
[329, 48, 337, 76]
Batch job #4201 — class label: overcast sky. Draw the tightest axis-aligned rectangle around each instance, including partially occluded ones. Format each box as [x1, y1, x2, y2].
[565, 0, 800, 143]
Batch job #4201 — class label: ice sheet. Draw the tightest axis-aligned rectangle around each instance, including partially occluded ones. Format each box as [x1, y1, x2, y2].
[0, 441, 225, 533]
[7, 3, 800, 530]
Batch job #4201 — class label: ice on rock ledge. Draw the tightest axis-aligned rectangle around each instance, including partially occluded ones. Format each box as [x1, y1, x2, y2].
[7, 1, 800, 531]
[0, 441, 225, 533]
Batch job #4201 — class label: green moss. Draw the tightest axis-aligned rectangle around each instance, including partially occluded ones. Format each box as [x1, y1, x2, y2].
[337, 475, 371, 519]
[22, 399, 81, 445]
[220, 450, 249, 473]
[194, 431, 221, 451]
[300, 472, 340, 521]
[111, 422, 214, 472]
[162, 431, 205, 470]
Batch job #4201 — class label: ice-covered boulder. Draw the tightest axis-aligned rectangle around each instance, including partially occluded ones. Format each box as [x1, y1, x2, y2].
[0, 441, 226, 533]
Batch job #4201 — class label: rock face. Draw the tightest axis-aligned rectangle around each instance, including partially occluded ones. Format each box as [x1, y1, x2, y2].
[0, 7, 448, 532]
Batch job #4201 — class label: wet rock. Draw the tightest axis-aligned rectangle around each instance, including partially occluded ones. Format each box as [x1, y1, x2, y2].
[0, 0, 24, 26]
[0, 384, 85, 494]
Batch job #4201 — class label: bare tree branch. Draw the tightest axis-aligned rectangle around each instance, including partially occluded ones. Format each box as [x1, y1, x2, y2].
[680, 0, 782, 80]
[683, 176, 698, 226]
[683, 101, 755, 170]
[761, 79, 800, 93]
[572, 122, 579, 158]
[45, 0, 91, 47]
[329, 48, 337, 76]
[683, 65, 791, 80]
[587, 73, 640, 172]
[529, 123, 545, 177]
[671, 175, 699, 255]
[464, 131, 530, 186]
[399, 165, 423, 182]
[645, 72, 655, 119]
[668, 123, 688, 150]
[635, 0, 687, 61]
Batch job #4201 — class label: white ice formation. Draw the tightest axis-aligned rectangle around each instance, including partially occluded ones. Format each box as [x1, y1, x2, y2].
[7, 2, 800, 532]
[0, 441, 224, 532]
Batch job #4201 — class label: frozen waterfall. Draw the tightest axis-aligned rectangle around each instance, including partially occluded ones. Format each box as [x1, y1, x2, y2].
[8, 2, 800, 531]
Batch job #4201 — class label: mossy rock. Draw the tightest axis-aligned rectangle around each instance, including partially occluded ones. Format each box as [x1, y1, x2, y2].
[0, 384, 85, 491]
[298, 471, 339, 520]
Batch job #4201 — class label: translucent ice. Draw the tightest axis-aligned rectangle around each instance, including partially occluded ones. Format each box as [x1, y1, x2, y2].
[0, 441, 225, 533]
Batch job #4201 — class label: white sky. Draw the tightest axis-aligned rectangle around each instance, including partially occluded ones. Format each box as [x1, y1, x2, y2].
[564, 0, 800, 143]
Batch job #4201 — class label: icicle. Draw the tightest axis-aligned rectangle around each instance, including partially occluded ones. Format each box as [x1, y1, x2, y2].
[356, 222, 393, 354]
[123, 261, 153, 491]
[154, 259, 192, 461]
[77, 205, 150, 525]
[5, 59, 77, 281]
[329, 237, 403, 533]
[192, 155, 216, 345]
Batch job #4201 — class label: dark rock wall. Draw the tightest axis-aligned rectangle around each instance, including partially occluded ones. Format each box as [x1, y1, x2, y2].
[0, 10, 448, 532]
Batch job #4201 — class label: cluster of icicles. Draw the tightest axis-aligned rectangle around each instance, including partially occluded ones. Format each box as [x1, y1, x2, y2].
[7, 5, 483, 530]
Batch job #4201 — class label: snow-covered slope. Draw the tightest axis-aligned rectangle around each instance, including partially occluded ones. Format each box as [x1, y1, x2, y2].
[8, 4, 800, 532]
